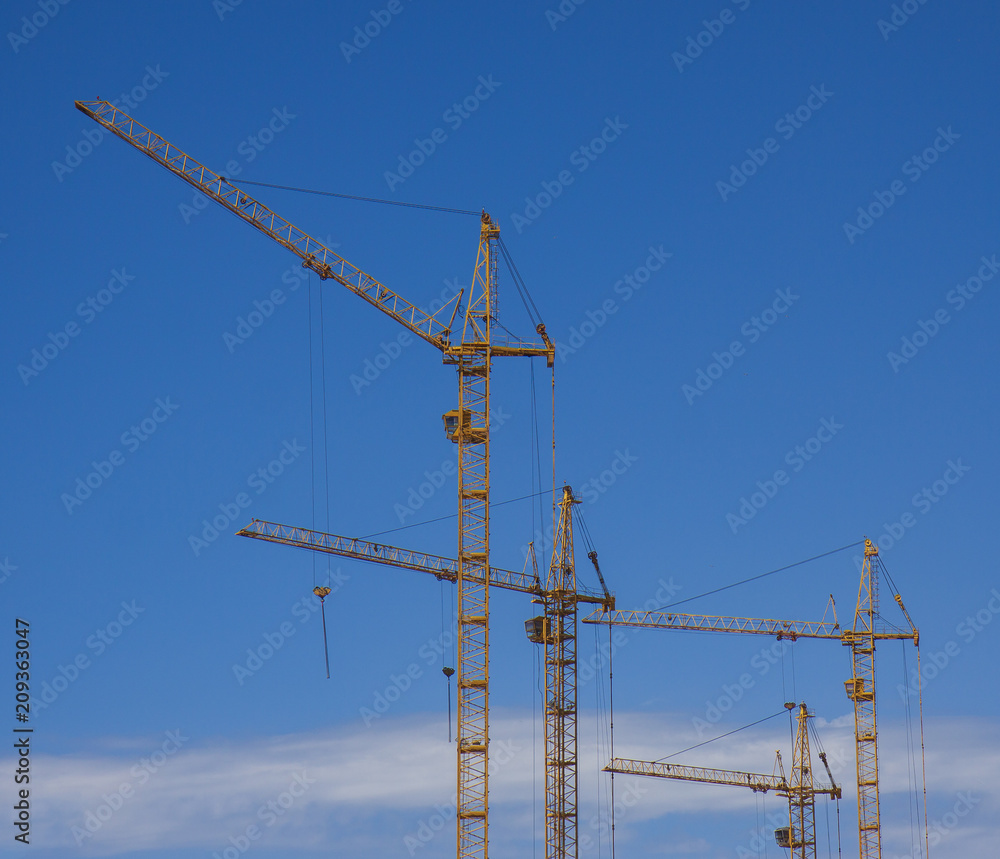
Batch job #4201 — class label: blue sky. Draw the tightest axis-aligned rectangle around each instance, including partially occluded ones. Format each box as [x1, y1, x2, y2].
[2, 1, 998, 857]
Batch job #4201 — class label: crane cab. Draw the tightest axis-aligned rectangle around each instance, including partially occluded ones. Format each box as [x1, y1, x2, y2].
[525, 616, 549, 644]
[774, 827, 793, 849]
[443, 409, 467, 443]
[442, 409, 487, 444]
[844, 677, 872, 701]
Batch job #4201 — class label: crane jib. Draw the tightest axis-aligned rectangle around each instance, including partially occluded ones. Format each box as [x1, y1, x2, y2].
[73, 99, 454, 350]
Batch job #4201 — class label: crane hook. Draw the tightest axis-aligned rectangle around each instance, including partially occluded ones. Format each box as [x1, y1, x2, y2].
[314, 586, 332, 679]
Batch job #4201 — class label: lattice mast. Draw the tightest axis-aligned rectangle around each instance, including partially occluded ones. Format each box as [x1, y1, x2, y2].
[844, 539, 881, 859]
[451, 213, 497, 858]
[545, 487, 581, 858]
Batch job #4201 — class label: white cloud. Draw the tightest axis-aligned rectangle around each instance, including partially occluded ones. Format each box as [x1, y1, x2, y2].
[2, 709, 996, 858]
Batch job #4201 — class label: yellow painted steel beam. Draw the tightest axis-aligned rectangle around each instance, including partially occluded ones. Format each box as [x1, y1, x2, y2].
[605, 757, 788, 793]
[236, 519, 541, 596]
[74, 100, 456, 349]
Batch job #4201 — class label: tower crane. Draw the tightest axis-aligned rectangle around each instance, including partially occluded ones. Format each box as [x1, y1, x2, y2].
[238, 485, 613, 858]
[605, 703, 841, 859]
[75, 99, 556, 859]
[582, 538, 918, 859]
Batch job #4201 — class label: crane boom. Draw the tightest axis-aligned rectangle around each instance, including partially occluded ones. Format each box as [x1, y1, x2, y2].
[581, 608, 843, 639]
[237, 518, 611, 604]
[605, 758, 788, 793]
[74, 100, 457, 349]
[236, 518, 545, 597]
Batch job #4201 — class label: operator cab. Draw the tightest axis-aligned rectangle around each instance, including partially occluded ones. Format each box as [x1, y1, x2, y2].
[443, 409, 463, 443]
[525, 616, 548, 644]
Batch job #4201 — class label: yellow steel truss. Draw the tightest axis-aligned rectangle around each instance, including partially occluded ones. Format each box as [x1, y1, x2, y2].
[845, 539, 881, 859]
[77, 100, 556, 859]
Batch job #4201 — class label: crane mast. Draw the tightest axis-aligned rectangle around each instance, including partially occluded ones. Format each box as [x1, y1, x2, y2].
[788, 702, 818, 859]
[449, 214, 497, 857]
[545, 487, 580, 858]
[76, 99, 556, 859]
[844, 538, 880, 859]
[605, 704, 839, 859]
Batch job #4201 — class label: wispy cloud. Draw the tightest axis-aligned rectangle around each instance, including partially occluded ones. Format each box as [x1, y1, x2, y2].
[4, 710, 996, 857]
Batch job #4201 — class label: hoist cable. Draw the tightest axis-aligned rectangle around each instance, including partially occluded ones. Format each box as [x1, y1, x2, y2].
[318, 274, 332, 580]
[917, 645, 931, 859]
[317, 594, 331, 680]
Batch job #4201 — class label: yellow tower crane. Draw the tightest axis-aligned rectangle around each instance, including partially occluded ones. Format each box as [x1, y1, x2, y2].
[75, 99, 556, 859]
[238, 485, 613, 858]
[582, 538, 919, 859]
[605, 703, 841, 859]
